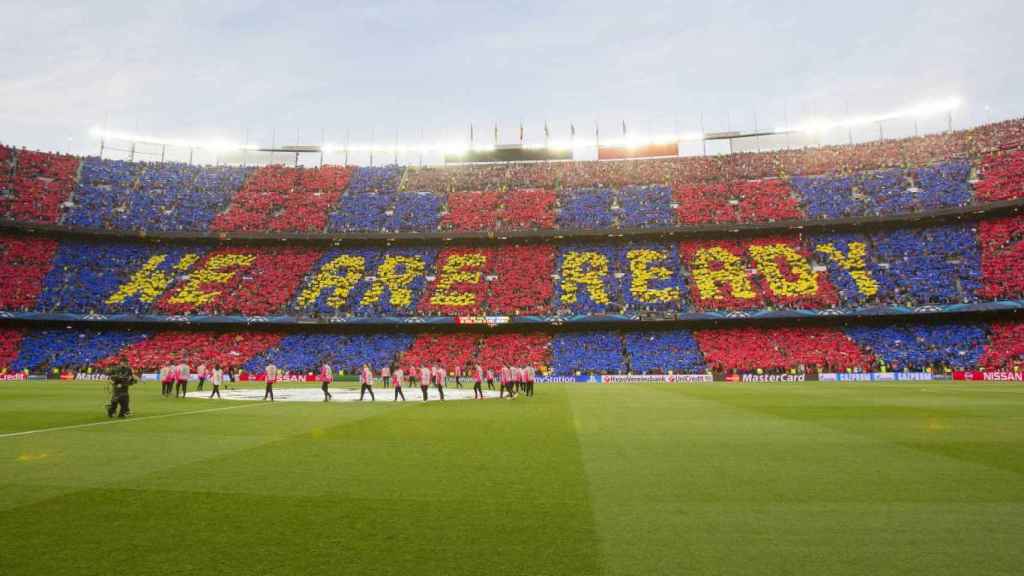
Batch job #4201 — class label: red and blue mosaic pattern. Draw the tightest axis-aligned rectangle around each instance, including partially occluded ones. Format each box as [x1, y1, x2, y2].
[0, 322, 1022, 375]
[0, 222, 993, 319]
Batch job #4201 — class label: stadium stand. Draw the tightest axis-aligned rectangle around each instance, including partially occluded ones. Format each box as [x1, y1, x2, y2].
[0, 219, 1012, 320]
[385, 191, 442, 232]
[551, 332, 625, 375]
[3, 118, 1024, 378]
[0, 147, 77, 224]
[499, 188, 557, 230]
[11, 328, 148, 372]
[96, 331, 283, 370]
[211, 165, 352, 232]
[557, 187, 616, 229]
[442, 190, 504, 231]
[476, 333, 551, 372]
[617, 185, 674, 228]
[694, 326, 873, 373]
[0, 328, 22, 369]
[3, 121, 1024, 236]
[978, 215, 1024, 300]
[65, 158, 250, 231]
[980, 321, 1024, 369]
[975, 149, 1024, 201]
[625, 330, 705, 374]
[243, 333, 415, 374]
[845, 323, 988, 371]
[675, 179, 802, 224]
[327, 192, 392, 232]
[399, 333, 478, 373]
[2, 321, 1024, 375]
[0, 234, 57, 311]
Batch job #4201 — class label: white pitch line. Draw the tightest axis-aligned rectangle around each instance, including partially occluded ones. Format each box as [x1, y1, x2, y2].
[0, 402, 269, 440]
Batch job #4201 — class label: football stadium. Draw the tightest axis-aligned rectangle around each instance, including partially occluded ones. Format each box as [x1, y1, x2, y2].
[3, 2, 1024, 575]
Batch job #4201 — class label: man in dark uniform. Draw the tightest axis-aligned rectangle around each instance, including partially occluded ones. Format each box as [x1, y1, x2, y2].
[106, 361, 135, 418]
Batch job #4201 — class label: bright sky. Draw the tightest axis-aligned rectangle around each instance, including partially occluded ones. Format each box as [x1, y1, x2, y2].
[1, 0, 1021, 164]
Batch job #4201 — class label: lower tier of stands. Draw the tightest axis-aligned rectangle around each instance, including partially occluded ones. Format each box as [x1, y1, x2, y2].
[3, 320, 1023, 375]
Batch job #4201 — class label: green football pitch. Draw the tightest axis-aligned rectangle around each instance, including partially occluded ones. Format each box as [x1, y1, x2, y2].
[2, 379, 1023, 576]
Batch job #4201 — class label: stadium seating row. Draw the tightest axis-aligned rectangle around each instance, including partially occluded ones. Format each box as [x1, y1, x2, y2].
[66, 158, 250, 231]
[402, 119, 1024, 191]
[3, 321, 1021, 374]
[0, 147, 77, 224]
[2, 218, 1009, 317]
[2, 126, 1024, 233]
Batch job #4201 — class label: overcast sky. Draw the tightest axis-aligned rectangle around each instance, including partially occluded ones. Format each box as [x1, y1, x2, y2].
[1, 0, 1021, 164]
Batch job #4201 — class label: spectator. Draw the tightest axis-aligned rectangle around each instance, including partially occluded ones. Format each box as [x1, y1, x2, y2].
[625, 330, 705, 374]
[551, 332, 623, 375]
[978, 215, 1024, 299]
[243, 333, 413, 374]
[845, 323, 987, 371]
[0, 148, 77, 224]
[0, 235, 58, 311]
[695, 326, 872, 373]
[11, 328, 148, 372]
[212, 165, 352, 232]
[557, 188, 615, 230]
[98, 331, 282, 371]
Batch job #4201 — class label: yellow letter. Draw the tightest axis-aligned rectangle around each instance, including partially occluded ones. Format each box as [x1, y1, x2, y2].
[168, 253, 256, 306]
[106, 253, 200, 305]
[360, 255, 426, 308]
[297, 254, 365, 309]
[429, 253, 487, 307]
[688, 246, 757, 300]
[627, 249, 680, 303]
[560, 251, 611, 305]
[748, 243, 819, 297]
[815, 242, 879, 297]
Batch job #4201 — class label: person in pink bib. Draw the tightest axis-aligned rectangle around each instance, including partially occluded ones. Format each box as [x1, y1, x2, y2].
[434, 365, 446, 401]
[359, 364, 375, 401]
[196, 363, 208, 392]
[175, 362, 190, 398]
[419, 366, 431, 401]
[500, 365, 513, 398]
[392, 367, 405, 402]
[159, 365, 172, 397]
[320, 362, 333, 402]
[263, 363, 277, 401]
[473, 364, 484, 399]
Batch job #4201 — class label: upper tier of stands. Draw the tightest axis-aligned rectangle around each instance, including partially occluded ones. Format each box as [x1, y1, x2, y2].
[2, 118, 1024, 236]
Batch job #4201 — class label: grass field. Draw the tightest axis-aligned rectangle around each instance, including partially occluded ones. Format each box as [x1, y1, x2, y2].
[2, 379, 1023, 575]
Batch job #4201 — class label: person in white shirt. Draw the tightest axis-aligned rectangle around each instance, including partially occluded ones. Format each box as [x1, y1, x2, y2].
[419, 365, 431, 401]
[320, 362, 333, 402]
[434, 365, 446, 401]
[264, 363, 277, 401]
[473, 364, 484, 399]
[196, 363, 208, 392]
[209, 366, 223, 399]
[159, 365, 172, 397]
[175, 362, 190, 398]
[360, 364, 375, 401]
[392, 367, 405, 402]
